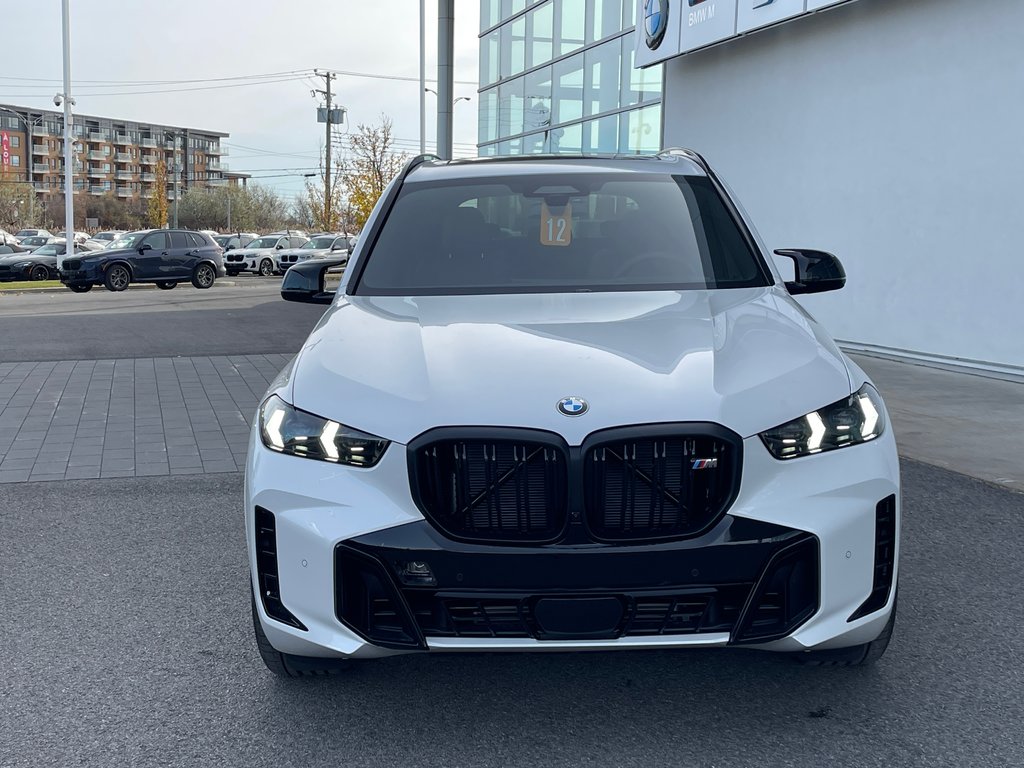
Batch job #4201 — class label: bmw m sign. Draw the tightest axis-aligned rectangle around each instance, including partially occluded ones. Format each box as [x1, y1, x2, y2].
[634, 0, 860, 67]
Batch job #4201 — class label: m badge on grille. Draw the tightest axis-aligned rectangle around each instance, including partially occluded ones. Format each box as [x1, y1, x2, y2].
[691, 458, 718, 470]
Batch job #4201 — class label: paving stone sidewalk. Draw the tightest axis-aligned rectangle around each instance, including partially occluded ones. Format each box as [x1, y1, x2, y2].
[0, 355, 292, 483]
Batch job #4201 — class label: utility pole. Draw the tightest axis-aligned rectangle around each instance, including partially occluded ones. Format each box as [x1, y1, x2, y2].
[313, 69, 338, 231]
[60, 0, 75, 269]
[419, 0, 426, 154]
[437, 0, 454, 160]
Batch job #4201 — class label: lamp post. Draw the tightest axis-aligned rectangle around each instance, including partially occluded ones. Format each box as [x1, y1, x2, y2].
[55, 0, 76, 268]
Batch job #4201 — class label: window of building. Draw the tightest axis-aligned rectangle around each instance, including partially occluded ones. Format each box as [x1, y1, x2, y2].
[479, 88, 500, 144]
[500, 0, 526, 21]
[498, 77, 525, 137]
[10, 135, 20, 148]
[621, 36, 662, 106]
[11, 155, 20, 167]
[552, 121, 582, 154]
[528, 1, 554, 68]
[588, 0, 623, 43]
[619, 104, 660, 154]
[585, 114, 619, 153]
[524, 66, 553, 135]
[553, 52, 584, 124]
[585, 40, 621, 117]
[500, 15, 527, 78]
[103, 146, 110, 155]
[556, 0, 586, 56]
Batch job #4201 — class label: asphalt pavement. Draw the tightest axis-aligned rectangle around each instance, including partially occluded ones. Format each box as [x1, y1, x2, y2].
[0, 278, 325, 361]
[1, 462, 1021, 767]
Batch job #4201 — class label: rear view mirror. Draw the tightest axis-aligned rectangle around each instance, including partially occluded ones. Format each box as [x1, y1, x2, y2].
[138, 243, 152, 253]
[774, 249, 846, 295]
[281, 257, 346, 305]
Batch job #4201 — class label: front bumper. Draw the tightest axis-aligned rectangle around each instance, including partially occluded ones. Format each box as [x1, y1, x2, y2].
[246, 425, 900, 660]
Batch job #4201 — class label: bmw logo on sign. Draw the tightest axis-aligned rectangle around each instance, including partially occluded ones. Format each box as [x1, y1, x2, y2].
[557, 396, 589, 417]
[643, 0, 670, 50]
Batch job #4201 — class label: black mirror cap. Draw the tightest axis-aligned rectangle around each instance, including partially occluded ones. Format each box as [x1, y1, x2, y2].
[281, 257, 345, 305]
[775, 249, 846, 295]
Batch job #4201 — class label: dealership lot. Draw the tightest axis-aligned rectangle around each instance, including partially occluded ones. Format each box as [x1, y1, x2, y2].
[1, 284, 1022, 766]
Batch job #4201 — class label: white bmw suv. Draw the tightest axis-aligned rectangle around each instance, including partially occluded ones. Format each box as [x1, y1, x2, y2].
[225, 233, 308, 276]
[248, 151, 900, 677]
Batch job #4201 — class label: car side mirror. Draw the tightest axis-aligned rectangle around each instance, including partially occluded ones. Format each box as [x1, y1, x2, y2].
[281, 257, 345, 305]
[224, 245, 233, 252]
[138, 243, 152, 253]
[774, 249, 846, 295]
[276, 243, 284, 250]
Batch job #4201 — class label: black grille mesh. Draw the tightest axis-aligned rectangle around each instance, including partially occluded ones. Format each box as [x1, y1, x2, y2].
[414, 439, 567, 542]
[584, 435, 735, 540]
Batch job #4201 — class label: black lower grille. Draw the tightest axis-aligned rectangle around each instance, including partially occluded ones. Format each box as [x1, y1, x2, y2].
[849, 494, 897, 621]
[406, 587, 750, 640]
[254, 506, 306, 630]
[583, 427, 741, 541]
[411, 432, 568, 543]
[335, 547, 423, 648]
[62, 259, 81, 271]
[733, 536, 819, 643]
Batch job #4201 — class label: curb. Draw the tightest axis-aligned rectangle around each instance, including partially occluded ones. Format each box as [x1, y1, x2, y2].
[0, 280, 242, 295]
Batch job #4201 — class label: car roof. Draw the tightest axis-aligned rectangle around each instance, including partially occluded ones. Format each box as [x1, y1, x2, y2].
[405, 150, 709, 184]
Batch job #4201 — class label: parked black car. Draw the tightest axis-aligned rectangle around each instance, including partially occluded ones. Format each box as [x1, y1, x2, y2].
[59, 229, 226, 293]
[0, 242, 66, 281]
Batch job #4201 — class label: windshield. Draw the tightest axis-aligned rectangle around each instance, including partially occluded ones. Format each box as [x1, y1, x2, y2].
[95, 232, 117, 241]
[248, 237, 279, 249]
[32, 244, 64, 256]
[355, 173, 771, 296]
[214, 236, 231, 246]
[22, 237, 46, 246]
[304, 237, 336, 249]
[16, 230, 38, 237]
[109, 232, 145, 250]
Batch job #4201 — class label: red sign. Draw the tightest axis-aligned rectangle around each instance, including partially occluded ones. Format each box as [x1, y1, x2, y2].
[1, 131, 9, 167]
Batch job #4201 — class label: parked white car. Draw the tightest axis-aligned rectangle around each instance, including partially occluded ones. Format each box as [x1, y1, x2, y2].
[275, 233, 354, 273]
[247, 150, 900, 677]
[83, 230, 126, 250]
[224, 234, 308, 276]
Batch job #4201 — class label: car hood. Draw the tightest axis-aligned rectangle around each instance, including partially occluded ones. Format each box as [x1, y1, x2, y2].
[233, 247, 275, 257]
[287, 287, 856, 445]
[0, 254, 34, 265]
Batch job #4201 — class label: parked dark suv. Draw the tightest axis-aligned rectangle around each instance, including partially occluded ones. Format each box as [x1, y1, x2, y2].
[59, 229, 226, 293]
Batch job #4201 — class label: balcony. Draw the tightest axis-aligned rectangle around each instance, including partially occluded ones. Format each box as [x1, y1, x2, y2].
[88, 150, 107, 161]
[116, 171, 134, 181]
[89, 185, 107, 195]
[114, 134, 132, 145]
[88, 165, 107, 177]
[207, 145, 227, 156]
[32, 143, 49, 155]
[32, 126, 49, 136]
[140, 155, 158, 165]
[89, 131, 109, 142]
[141, 173, 156, 182]
[140, 138, 157, 148]
[115, 152, 131, 162]
[207, 178, 228, 187]
[33, 163, 49, 174]
[141, 190, 153, 199]
[116, 187, 132, 198]
[33, 181, 49, 192]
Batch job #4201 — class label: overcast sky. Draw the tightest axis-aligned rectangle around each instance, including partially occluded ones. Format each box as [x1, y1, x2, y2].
[0, 1, 481, 203]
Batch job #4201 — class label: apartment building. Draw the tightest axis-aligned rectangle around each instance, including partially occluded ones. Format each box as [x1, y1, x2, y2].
[0, 104, 229, 203]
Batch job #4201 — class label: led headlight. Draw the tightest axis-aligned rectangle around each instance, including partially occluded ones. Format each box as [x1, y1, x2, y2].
[258, 395, 389, 467]
[760, 384, 886, 460]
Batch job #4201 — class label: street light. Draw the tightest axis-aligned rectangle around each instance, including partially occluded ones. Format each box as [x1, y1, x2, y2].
[424, 88, 471, 106]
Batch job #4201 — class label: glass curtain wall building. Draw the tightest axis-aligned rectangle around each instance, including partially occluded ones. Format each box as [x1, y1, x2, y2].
[479, 0, 662, 157]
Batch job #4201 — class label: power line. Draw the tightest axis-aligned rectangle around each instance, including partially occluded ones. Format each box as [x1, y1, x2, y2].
[0, 75, 310, 99]
[0, 70, 313, 86]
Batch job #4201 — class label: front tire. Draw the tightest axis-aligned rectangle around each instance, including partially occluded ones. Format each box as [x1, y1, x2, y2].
[156, 281, 177, 290]
[258, 258, 274, 277]
[794, 596, 897, 667]
[67, 283, 92, 293]
[104, 264, 130, 292]
[30, 265, 50, 281]
[251, 593, 347, 678]
[191, 263, 216, 289]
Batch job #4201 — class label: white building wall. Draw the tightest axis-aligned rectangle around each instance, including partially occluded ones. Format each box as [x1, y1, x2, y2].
[662, 0, 1024, 369]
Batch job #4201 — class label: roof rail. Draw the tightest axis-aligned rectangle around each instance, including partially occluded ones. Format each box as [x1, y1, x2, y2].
[656, 147, 708, 169]
[403, 153, 442, 177]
